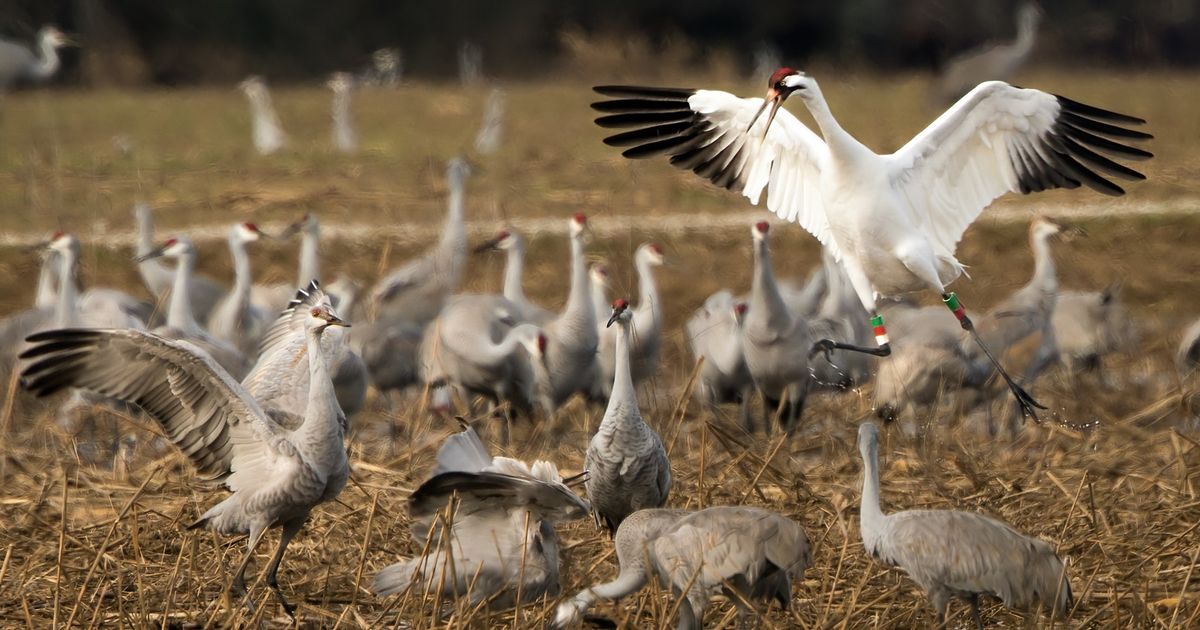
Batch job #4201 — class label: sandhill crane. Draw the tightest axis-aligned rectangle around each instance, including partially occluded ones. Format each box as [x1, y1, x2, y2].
[43, 233, 146, 330]
[553, 506, 811, 629]
[419, 294, 549, 444]
[589, 262, 611, 338]
[594, 243, 665, 399]
[474, 87, 506, 155]
[374, 158, 471, 325]
[586, 299, 671, 534]
[857, 422, 1072, 627]
[538, 214, 601, 408]
[134, 204, 224, 324]
[741, 222, 812, 434]
[239, 75, 287, 155]
[686, 291, 753, 429]
[209, 223, 272, 357]
[873, 304, 969, 425]
[0, 26, 73, 90]
[253, 212, 326, 313]
[373, 425, 588, 606]
[20, 300, 351, 618]
[475, 227, 553, 323]
[936, 3, 1043, 106]
[327, 72, 357, 153]
[245, 281, 368, 421]
[136, 237, 251, 379]
[1054, 287, 1133, 376]
[591, 71, 1152, 422]
[808, 248, 872, 389]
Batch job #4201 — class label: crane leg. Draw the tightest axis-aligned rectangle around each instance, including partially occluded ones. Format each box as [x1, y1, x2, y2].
[263, 518, 304, 619]
[943, 293, 1047, 421]
[231, 524, 270, 606]
[968, 594, 984, 630]
[810, 313, 892, 361]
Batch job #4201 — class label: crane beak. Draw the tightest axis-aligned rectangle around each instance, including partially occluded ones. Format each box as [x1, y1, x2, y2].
[472, 237, 502, 254]
[134, 245, 167, 262]
[747, 88, 784, 139]
[323, 313, 350, 328]
[278, 221, 303, 239]
[606, 309, 623, 328]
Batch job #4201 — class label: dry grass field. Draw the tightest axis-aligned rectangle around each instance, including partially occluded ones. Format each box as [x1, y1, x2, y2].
[0, 71, 1197, 628]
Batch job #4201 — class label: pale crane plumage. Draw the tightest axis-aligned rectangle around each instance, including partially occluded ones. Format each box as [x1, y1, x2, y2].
[873, 303, 969, 424]
[741, 222, 812, 434]
[553, 506, 811, 630]
[327, 72, 358, 153]
[936, 3, 1043, 106]
[857, 422, 1072, 627]
[253, 212, 325, 313]
[239, 75, 286, 155]
[137, 236, 251, 379]
[585, 300, 671, 533]
[474, 87, 506, 154]
[208, 223, 273, 357]
[0, 26, 72, 90]
[537, 214, 601, 408]
[373, 425, 588, 607]
[591, 71, 1152, 420]
[134, 204, 225, 324]
[19, 300, 351, 617]
[1178, 317, 1200, 377]
[808, 248, 872, 388]
[244, 281, 366, 423]
[373, 158, 471, 325]
[686, 291, 753, 430]
[419, 294, 549, 443]
[475, 227, 554, 324]
[594, 243, 664, 399]
[1053, 287, 1133, 376]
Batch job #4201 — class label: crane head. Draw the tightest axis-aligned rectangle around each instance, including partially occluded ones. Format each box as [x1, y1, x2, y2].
[280, 213, 317, 239]
[733, 301, 748, 323]
[589, 262, 609, 287]
[236, 222, 265, 242]
[39, 26, 75, 48]
[570, 212, 593, 242]
[748, 67, 811, 138]
[642, 243, 665, 266]
[307, 302, 350, 330]
[607, 298, 631, 328]
[753, 221, 770, 241]
[473, 229, 516, 253]
[136, 236, 188, 262]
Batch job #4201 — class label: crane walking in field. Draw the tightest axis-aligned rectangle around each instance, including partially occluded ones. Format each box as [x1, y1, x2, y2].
[593, 243, 665, 399]
[239, 75, 287, 155]
[585, 299, 671, 534]
[20, 300, 352, 618]
[591, 70, 1152, 421]
[0, 26, 73, 90]
[327, 72, 357, 153]
[857, 422, 1072, 627]
[553, 506, 810, 629]
[373, 425, 588, 607]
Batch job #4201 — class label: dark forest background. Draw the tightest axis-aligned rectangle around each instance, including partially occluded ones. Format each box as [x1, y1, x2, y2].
[1, 0, 1196, 86]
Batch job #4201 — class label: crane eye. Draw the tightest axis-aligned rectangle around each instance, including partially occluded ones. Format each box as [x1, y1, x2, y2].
[310, 308, 321, 317]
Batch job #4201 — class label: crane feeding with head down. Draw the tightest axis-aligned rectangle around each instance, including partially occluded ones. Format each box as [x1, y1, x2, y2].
[590, 70, 1152, 420]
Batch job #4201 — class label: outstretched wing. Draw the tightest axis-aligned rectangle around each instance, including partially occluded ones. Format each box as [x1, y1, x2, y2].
[592, 86, 837, 257]
[20, 328, 285, 481]
[888, 81, 1151, 256]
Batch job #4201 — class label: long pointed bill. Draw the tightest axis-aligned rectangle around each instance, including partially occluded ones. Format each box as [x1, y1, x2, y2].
[746, 88, 783, 139]
[606, 310, 622, 328]
[325, 314, 350, 327]
[134, 245, 167, 262]
[472, 238, 501, 254]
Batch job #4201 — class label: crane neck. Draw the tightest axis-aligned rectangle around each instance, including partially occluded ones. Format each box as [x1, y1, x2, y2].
[501, 239, 527, 304]
[35, 252, 58, 309]
[561, 235, 596, 332]
[859, 439, 885, 531]
[299, 326, 344, 443]
[228, 235, 254, 302]
[54, 248, 79, 327]
[483, 323, 539, 368]
[438, 170, 468, 282]
[135, 208, 155, 257]
[800, 89, 869, 164]
[34, 36, 62, 79]
[1014, 16, 1038, 54]
[167, 251, 199, 332]
[590, 279, 609, 336]
[634, 252, 660, 327]
[1029, 230, 1057, 293]
[331, 92, 356, 150]
[606, 318, 638, 414]
[749, 239, 792, 332]
[298, 229, 320, 286]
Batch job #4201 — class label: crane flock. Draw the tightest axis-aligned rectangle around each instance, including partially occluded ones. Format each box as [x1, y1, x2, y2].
[0, 41, 1179, 627]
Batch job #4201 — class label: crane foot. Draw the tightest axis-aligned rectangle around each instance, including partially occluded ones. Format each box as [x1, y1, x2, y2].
[808, 338, 891, 360]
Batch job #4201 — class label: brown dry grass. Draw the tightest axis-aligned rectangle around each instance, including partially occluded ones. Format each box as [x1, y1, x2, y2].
[0, 75, 1198, 628]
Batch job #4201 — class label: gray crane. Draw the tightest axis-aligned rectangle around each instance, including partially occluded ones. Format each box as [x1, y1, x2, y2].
[373, 158, 471, 325]
[539, 214, 600, 408]
[857, 422, 1072, 628]
[327, 72, 357, 153]
[0, 26, 73, 90]
[474, 227, 554, 323]
[586, 299, 671, 534]
[209, 223, 273, 357]
[589, 262, 611, 339]
[239, 75, 287, 155]
[935, 3, 1043, 106]
[245, 281, 367, 421]
[474, 87, 506, 155]
[872, 303, 969, 425]
[742, 222, 811, 435]
[254, 212, 325, 314]
[134, 203, 225, 324]
[553, 506, 811, 630]
[20, 300, 351, 618]
[1053, 286, 1132, 377]
[419, 294, 549, 444]
[136, 236, 251, 379]
[594, 243, 665, 399]
[373, 425, 588, 607]
[808, 248, 872, 389]
[685, 291, 753, 429]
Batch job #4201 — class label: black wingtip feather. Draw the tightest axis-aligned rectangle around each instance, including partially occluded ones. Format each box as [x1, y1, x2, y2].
[593, 85, 695, 99]
[1057, 94, 1147, 125]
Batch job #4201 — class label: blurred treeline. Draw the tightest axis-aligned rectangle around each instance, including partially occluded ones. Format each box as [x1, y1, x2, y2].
[2, 0, 1196, 86]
